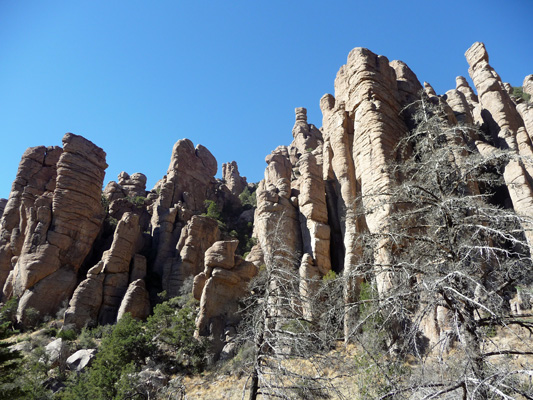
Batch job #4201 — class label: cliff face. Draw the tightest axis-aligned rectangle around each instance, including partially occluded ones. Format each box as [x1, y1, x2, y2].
[0, 42, 531, 349]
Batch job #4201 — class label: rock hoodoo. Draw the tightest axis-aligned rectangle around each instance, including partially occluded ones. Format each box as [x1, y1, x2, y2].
[194, 240, 258, 359]
[1, 133, 107, 323]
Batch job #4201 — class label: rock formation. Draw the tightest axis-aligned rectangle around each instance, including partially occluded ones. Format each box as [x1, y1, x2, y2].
[0, 133, 107, 323]
[63, 211, 142, 328]
[465, 42, 533, 248]
[63, 264, 105, 330]
[249, 42, 533, 346]
[117, 279, 151, 321]
[150, 139, 218, 277]
[162, 215, 220, 298]
[194, 240, 258, 358]
[98, 212, 142, 324]
[222, 161, 247, 196]
[66, 349, 97, 372]
[103, 172, 147, 202]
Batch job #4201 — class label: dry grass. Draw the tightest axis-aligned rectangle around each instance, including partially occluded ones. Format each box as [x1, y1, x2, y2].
[183, 330, 533, 399]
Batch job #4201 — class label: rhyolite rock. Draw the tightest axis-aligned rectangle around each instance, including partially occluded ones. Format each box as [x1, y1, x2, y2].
[194, 240, 258, 360]
[0, 145, 62, 297]
[222, 161, 247, 196]
[63, 212, 141, 329]
[117, 279, 150, 321]
[162, 215, 220, 298]
[0, 133, 107, 324]
[44, 338, 70, 368]
[1, 41, 531, 357]
[63, 265, 105, 330]
[523, 75, 533, 98]
[150, 139, 218, 277]
[103, 171, 147, 202]
[466, 42, 533, 249]
[0, 198, 7, 219]
[98, 212, 141, 324]
[66, 349, 97, 372]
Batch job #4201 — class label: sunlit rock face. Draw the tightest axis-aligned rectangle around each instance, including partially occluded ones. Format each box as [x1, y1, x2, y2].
[465, 42, 533, 249]
[0, 133, 107, 323]
[222, 161, 247, 197]
[194, 239, 258, 359]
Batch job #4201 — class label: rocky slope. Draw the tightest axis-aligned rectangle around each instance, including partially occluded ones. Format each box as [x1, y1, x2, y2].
[1, 41, 532, 355]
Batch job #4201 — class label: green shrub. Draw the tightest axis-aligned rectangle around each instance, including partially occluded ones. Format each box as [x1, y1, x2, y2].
[203, 199, 221, 220]
[512, 86, 531, 102]
[322, 270, 337, 282]
[59, 314, 149, 400]
[57, 329, 77, 341]
[145, 297, 207, 372]
[22, 307, 41, 330]
[77, 327, 97, 349]
[0, 298, 19, 339]
[127, 195, 146, 207]
[0, 341, 24, 398]
[239, 187, 257, 208]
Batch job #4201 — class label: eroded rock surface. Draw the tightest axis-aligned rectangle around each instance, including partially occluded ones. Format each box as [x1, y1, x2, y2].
[0, 199, 7, 219]
[466, 42, 533, 248]
[222, 161, 247, 196]
[150, 139, 218, 276]
[63, 212, 141, 329]
[194, 240, 258, 359]
[162, 215, 220, 298]
[1, 41, 531, 356]
[117, 279, 150, 321]
[0, 134, 107, 323]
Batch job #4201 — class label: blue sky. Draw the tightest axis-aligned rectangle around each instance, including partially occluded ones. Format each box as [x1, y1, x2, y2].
[1, 0, 532, 199]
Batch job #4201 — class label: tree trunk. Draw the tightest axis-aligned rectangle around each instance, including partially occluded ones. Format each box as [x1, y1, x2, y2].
[248, 367, 259, 400]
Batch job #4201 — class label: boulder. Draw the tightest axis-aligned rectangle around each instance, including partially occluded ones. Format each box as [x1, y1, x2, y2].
[43, 338, 70, 368]
[204, 240, 239, 270]
[66, 349, 97, 372]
